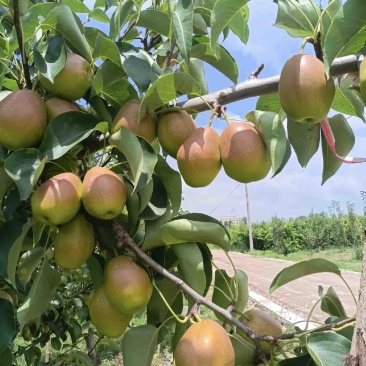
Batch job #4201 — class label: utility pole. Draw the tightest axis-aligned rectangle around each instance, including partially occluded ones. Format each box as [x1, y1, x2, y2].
[245, 184, 254, 251]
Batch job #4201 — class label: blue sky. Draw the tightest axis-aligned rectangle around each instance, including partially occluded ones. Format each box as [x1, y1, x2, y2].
[84, 0, 366, 221]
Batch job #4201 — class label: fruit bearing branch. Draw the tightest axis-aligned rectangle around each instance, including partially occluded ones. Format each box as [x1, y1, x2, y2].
[112, 222, 356, 344]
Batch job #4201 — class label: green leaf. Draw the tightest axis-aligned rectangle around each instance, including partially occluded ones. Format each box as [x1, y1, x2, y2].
[0, 347, 12, 366]
[122, 324, 158, 366]
[246, 111, 287, 176]
[276, 354, 315, 365]
[321, 286, 347, 318]
[42, 5, 92, 62]
[321, 115, 355, 184]
[332, 76, 365, 121]
[307, 332, 351, 366]
[125, 180, 142, 235]
[0, 167, 14, 203]
[172, 243, 206, 296]
[62, 0, 90, 13]
[62, 350, 92, 366]
[181, 58, 208, 95]
[272, 138, 291, 177]
[173, 0, 194, 63]
[230, 333, 256, 366]
[39, 112, 99, 160]
[109, 128, 158, 192]
[92, 33, 122, 67]
[323, 0, 366, 73]
[18, 247, 45, 287]
[191, 41, 238, 83]
[0, 299, 15, 354]
[33, 36, 67, 83]
[154, 156, 182, 218]
[89, 8, 110, 23]
[17, 260, 61, 331]
[117, 42, 162, 92]
[193, 13, 208, 35]
[139, 73, 200, 119]
[7, 219, 33, 287]
[142, 215, 231, 251]
[212, 269, 248, 321]
[229, 9, 250, 44]
[256, 93, 282, 114]
[5, 149, 48, 201]
[210, 0, 249, 54]
[288, 118, 320, 169]
[86, 254, 104, 289]
[110, 0, 134, 40]
[270, 258, 342, 293]
[136, 10, 170, 37]
[319, 0, 342, 37]
[85, 27, 109, 49]
[275, 0, 320, 38]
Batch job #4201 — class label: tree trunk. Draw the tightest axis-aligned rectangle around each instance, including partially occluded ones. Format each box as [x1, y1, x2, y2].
[87, 327, 97, 365]
[344, 230, 366, 365]
[44, 340, 50, 363]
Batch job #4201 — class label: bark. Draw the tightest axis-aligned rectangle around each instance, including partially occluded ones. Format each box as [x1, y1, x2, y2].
[344, 230, 366, 366]
[87, 327, 97, 365]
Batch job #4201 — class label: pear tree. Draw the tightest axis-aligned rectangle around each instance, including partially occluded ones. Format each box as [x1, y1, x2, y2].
[0, 0, 366, 365]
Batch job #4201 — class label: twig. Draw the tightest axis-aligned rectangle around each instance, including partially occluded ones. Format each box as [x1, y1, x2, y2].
[146, 34, 162, 52]
[162, 36, 176, 71]
[248, 63, 264, 80]
[118, 20, 137, 42]
[13, 0, 32, 89]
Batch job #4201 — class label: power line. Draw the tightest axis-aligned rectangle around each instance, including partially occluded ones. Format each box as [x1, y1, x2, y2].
[209, 183, 241, 214]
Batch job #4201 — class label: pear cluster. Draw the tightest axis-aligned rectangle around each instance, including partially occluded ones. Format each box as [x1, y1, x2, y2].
[0, 52, 93, 151]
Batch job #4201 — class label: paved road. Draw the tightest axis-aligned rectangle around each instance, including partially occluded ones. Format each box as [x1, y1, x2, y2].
[212, 251, 360, 323]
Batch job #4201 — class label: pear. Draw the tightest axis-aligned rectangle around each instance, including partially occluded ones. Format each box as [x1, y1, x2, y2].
[279, 54, 335, 124]
[45, 97, 80, 122]
[54, 214, 95, 270]
[104, 256, 153, 314]
[177, 127, 221, 187]
[157, 110, 197, 158]
[175, 319, 235, 366]
[360, 57, 366, 99]
[220, 122, 271, 183]
[82, 167, 127, 220]
[89, 285, 132, 338]
[31, 172, 83, 226]
[0, 90, 47, 150]
[38, 52, 93, 101]
[111, 100, 157, 143]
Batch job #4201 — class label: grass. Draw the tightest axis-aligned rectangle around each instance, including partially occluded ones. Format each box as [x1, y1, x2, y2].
[246, 247, 362, 272]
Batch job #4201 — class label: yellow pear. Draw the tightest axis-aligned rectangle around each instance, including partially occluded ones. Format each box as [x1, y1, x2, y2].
[111, 100, 157, 143]
[0, 90, 47, 150]
[220, 122, 271, 183]
[89, 285, 132, 338]
[360, 57, 366, 99]
[175, 319, 235, 366]
[54, 214, 95, 270]
[44, 97, 80, 122]
[31, 172, 83, 226]
[177, 127, 221, 187]
[38, 52, 93, 101]
[279, 54, 335, 124]
[104, 256, 153, 314]
[82, 167, 127, 220]
[157, 110, 197, 158]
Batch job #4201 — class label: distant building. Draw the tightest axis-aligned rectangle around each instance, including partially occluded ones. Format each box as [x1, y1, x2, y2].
[218, 215, 246, 226]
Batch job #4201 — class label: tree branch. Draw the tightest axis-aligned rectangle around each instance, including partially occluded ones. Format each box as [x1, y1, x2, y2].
[178, 54, 360, 113]
[112, 223, 356, 345]
[13, 0, 32, 90]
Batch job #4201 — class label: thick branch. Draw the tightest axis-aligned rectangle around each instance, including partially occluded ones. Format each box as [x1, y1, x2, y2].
[178, 54, 359, 113]
[13, 0, 32, 90]
[112, 223, 356, 345]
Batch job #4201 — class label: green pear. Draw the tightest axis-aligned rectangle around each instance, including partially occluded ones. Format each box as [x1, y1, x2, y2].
[44, 97, 80, 122]
[38, 52, 93, 101]
[54, 214, 95, 270]
[0, 90, 47, 150]
[157, 110, 197, 158]
[31, 172, 83, 226]
[360, 57, 366, 99]
[111, 99, 157, 143]
[82, 167, 127, 220]
[177, 127, 221, 187]
[220, 122, 271, 183]
[104, 256, 153, 314]
[279, 54, 335, 124]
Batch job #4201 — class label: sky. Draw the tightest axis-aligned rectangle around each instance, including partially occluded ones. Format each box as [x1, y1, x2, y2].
[83, 0, 366, 222]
